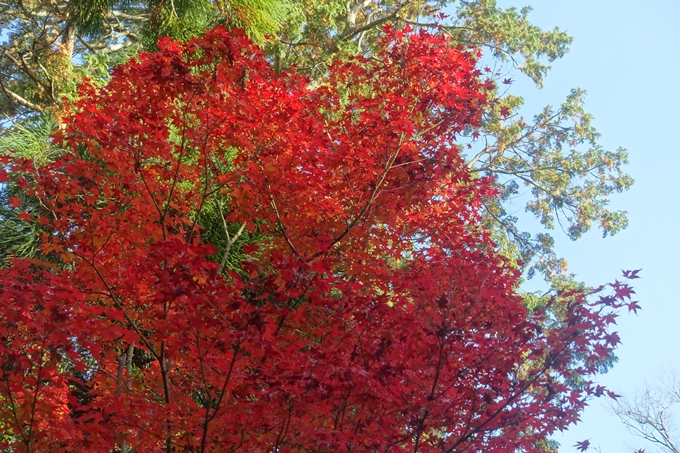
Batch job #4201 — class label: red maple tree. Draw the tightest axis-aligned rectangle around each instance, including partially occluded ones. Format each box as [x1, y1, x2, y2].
[0, 27, 635, 452]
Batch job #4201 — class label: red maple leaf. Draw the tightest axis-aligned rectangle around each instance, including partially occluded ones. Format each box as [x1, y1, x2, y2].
[16, 210, 32, 221]
[623, 269, 641, 279]
[574, 439, 590, 451]
[7, 196, 21, 208]
[607, 390, 622, 400]
[628, 301, 642, 315]
[614, 284, 635, 300]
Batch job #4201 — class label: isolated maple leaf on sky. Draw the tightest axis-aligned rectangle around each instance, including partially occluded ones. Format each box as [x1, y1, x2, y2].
[574, 439, 590, 451]
[623, 269, 642, 279]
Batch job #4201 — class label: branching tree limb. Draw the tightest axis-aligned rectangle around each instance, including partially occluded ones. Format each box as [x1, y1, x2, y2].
[612, 369, 680, 453]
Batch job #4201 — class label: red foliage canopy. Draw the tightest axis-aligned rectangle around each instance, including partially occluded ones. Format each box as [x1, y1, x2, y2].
[0, 27, 635, 452]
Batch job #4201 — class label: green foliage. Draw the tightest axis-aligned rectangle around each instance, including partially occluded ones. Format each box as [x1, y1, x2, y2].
[474, 87, 633, 277]
[0, 116, 56, 162]
[0, 117, 59, 261]
[140, 0, 224, 48]
[67, 0, 120, 38]
[228, 0, 293, 44]
[453, 1, 571, 87]
[271, 0, 571, 85]
[0, 186, 42, 262]
[195, 197, 262, 276]
[68, 0, 292, 46]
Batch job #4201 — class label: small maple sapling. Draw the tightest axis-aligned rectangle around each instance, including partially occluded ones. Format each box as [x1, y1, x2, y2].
[0, 27, 637, 452]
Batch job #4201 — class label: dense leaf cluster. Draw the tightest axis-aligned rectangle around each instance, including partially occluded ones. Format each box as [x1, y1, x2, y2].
[0, 0, 632, 285]
[0, 28, 636, 453]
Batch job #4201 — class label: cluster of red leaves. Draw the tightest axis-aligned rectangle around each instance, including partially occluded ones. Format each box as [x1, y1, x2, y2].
[0, 27, 636, 452]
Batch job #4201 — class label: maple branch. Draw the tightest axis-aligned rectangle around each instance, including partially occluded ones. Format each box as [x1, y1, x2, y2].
[308, 132, 406, 262]
[429, 337, 447, 401]
[270, 196, 300, 256]
[274, 403, 293, 451]
[332, 392, 354, 431]
[349, 325, 370, 370]
[200, 346, 239, 452]
[412, 409, 429, 453]
[159, 342, 172, 438]
[117, 343, 134, 453]
[25, 338, 48, 452]
[160, 96, 193, 239]
[134, 157, 165, 230]
[443, 344, 572, 453]
[186, 97, 224, 245]
[389, 156, 431, 169]
[75, 251, 161, 363]
[3, 371, 30, 447]
[190, 328, 214, 405]
[117, 420, 181, 449]
[83, 199, 114, 260]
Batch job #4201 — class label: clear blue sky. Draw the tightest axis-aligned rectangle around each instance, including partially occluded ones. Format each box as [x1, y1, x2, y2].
[492, 0, 680, 451]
